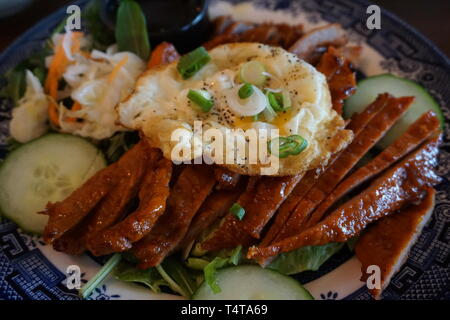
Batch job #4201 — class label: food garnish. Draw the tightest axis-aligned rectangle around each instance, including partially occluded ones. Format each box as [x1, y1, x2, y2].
[239, 61, 267, 85]
[268, 135, 308, 158]
[230, 203, 246, 221]
[115, 0, 151, 60]
[238, 83, 254, 99]
[177, 46, 211, 79]
[187, 89, 214, 112]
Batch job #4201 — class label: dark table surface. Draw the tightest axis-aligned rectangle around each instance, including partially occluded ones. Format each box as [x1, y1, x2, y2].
[0, 0, 449, 58]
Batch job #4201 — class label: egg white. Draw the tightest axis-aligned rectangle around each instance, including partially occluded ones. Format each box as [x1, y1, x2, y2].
[118, 43, 352, 176]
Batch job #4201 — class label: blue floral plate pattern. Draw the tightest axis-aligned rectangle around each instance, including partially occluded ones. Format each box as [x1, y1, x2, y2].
[0, 0, 449, 300]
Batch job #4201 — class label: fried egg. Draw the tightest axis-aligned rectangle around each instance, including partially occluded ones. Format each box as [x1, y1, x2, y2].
[118, 43, 352, 176]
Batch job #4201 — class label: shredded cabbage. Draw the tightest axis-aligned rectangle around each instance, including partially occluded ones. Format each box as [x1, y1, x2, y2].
[51, 33, 146, 140]
[10, 71, 49, 143]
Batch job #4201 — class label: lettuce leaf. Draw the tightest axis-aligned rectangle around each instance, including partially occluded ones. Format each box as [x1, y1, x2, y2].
[203, 246, 242, 293]
[159, 256, 198, 298]
[115, 0, 150, 60]
[115, 261, 166, 293]
[115, 257, 199, 298]
[83, 0, 115, 50]
[267, 242, 344, 275]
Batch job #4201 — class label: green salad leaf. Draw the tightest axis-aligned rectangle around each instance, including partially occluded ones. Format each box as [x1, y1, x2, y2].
[267, 242, 344, 275]
[83, 0, 115, 50]
[115, 261, 167, 293]
[115, 0, 150, 60]
[0, 27, 52, 103]
[115, 255, 199, 298]
[203, 246, 243, 293]
[0, 70, 26, 104]
[157, 256, 199, 298]
[98, 131, 139, 164]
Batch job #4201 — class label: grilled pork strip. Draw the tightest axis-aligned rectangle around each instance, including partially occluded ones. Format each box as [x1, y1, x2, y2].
[317, 46, 356, 114]
[204, 18, 303, 50]
[248, 136, 441, 263]
[42, 141, 149, 244]
[356, 188, 436, 300]
[275, 95, 414, 241]
[211, 16, 235, 36]
[132, 165, 216, 269]
[260, 94, 391, 247]
[86, 157, 173, 256]
[179, 187, 244, 257]
[200, 174, 304, 252]
[307, 111, 441, 228]
[199, 177, 260, 251]
[259, 172, 319, 246]
[214, 167, 241, 190]
[289, 24, 348, 63]
[52, 144, 158, 254]
[241, 174, 304, 238]
[52, 219, 91, 255]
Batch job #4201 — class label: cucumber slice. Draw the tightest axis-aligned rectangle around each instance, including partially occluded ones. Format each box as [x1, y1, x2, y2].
[0, 134, 106, 234]
[344, 74, 444, 149]
[192, 265, 313, 300]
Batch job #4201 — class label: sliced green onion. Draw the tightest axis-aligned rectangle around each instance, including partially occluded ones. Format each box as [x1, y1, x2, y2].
[230, 202, 245, 221]
[238, 83, 254, 99]
[79, 253, 122, 299]
[266, 90, 291, 111]
[281, 90, 292, 109]
[187, 89, 214, 112]
[239, 61, 266, 86]
[263, 101, 277, 122]
[268, 135, 308, 158]
[227, 85, 267, 117]
[286, 134, 308, 154]
[177, 47, 211, 79]
[267, 91, 282, 111]
[268, 137, 295, 158]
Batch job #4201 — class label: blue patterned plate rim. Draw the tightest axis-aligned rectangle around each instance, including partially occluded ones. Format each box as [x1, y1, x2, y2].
[0, 0, 449, 301]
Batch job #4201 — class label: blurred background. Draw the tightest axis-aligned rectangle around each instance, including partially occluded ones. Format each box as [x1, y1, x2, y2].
[0, 0, 449, 56]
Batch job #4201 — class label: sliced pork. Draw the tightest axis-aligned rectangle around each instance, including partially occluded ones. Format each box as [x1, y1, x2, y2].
[316, 46, 356, 114]
[356, 188, 436, 299]
[275, 94, 414, 241]
[132, 165, 216, 268]
[42, 140, 150, 244]
[248, 136, 441, 264]
[309, 111, 441, 228]
[86, 157, 173, 256]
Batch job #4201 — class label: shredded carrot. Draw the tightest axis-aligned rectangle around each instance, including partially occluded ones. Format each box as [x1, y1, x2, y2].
[108, 55, 129, 83]
[66, 101, 82, 123]
[45, 42, 65, 99]
[147, 42, 180, 69]
[44, 31, 84, 125]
